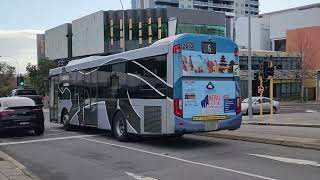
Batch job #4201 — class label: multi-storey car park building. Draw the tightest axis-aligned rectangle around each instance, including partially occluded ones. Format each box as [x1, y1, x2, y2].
[41, 8, 228, 64]
[131, 0, 259, 17]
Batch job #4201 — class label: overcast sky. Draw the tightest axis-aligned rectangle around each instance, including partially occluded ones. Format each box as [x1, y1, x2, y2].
[0, 0, 319, 73]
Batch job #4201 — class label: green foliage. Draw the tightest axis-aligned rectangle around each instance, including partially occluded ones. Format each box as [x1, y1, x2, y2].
[26, 59, 56, 96]
[0, 62, 16, 97]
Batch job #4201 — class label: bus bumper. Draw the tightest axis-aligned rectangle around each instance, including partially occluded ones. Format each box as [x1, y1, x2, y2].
[174, 114, 242, 134]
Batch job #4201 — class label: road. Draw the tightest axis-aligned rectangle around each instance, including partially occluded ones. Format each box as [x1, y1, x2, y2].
[278, 103, 320, 114]
[0, 111, 319, 180]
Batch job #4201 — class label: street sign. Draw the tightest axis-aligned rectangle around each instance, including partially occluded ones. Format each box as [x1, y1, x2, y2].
[258, 86, 264, 93]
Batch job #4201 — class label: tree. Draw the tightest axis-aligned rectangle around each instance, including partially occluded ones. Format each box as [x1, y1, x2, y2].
[0, 62, 16, 97]
[26, 59, 56, 96]
[287, 29, 317, 102]
[294, 31, 317, 102]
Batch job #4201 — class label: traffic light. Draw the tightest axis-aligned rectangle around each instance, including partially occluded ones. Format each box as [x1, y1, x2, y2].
[254, 71, 260, 80]
[268, 66, 275, 77]
[17, 76, 25, 87]
[262, 61, 269, 80]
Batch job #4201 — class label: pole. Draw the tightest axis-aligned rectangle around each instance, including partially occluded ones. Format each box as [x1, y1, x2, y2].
[248, 5, 253, 120]
[260, 74, 263, 117]
[119, 0, 125, 52]
[269, 61, 274, 120]
[0, 56, 20, 75]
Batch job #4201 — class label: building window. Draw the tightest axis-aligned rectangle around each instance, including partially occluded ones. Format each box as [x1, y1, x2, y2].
[274, 39, 286, 52]
[176, 23, 225, 37]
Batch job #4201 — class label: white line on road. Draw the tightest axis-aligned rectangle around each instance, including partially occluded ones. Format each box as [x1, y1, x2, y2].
[306, 110, 317, 113]
[0, 135, 98, 146]
[46, 133, 65, 136]
[80, 138, 279, 180]
[248, 154, 320, 167]
[125, 172, 158, 180]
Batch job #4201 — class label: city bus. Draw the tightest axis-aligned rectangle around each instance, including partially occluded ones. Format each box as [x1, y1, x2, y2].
[49, 34, 242, 141]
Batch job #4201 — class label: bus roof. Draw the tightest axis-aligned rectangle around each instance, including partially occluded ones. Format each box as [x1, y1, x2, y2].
[49, 34, 234, 76]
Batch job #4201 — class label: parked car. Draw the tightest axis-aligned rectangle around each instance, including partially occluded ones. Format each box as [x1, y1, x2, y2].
[0, 97, 44, 135]
[9, 89, 43, 107]
[241, 97, 280, 114]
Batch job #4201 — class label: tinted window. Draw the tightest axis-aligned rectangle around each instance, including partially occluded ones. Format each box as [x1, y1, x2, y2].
[16, 90, 37, 95]
[127, 55, 167, 99]
[97, 63, 126, 99]
[134, 55, 167, 82]
[263, 98, 270, 103]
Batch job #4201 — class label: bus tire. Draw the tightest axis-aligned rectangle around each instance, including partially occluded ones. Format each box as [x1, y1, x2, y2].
[61, 110, 72, 131]
[113, 112, 128, 142]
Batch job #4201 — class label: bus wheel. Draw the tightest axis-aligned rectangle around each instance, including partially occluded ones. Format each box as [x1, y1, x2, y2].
[62, 110, 71, 131]
[113, 112, 128, 142]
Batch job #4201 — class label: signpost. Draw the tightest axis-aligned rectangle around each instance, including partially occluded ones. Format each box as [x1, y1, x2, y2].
[269, 61, 274, 120]
[258, 75, 264, 117]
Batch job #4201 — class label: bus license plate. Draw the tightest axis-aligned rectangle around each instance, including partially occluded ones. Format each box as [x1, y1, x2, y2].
[19, 122, 30, 125]
[192, 115, 227, 121]
[205, 121, 218, 131]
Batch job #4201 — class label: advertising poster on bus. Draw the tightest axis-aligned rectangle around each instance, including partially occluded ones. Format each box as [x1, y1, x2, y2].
[182, 80, 236, 120]
[181, 50, 239, 77]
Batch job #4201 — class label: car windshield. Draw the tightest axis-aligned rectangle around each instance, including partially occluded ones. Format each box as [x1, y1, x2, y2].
[16, 90, 37, 95]
[242, 97, 259, 103]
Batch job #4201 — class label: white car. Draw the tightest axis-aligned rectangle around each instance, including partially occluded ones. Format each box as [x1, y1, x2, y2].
[241, 97, 280, 114]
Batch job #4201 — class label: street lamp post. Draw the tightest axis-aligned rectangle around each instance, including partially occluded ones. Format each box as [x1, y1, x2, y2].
[247, 4, 253, 120]
[0, 56, 20, 76]
[119, 0, 125, 52]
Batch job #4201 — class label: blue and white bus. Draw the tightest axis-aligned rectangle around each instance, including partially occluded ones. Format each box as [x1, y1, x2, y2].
[49, 34, 242, 141]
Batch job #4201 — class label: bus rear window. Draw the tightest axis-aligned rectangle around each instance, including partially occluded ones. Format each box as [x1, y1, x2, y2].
[16, 90, 37, 95]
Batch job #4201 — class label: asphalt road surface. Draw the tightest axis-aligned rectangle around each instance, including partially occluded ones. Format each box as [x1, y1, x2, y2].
[0, 111, 319, 180]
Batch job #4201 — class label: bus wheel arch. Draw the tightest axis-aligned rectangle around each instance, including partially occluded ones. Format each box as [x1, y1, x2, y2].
[112, 110, 128, 142]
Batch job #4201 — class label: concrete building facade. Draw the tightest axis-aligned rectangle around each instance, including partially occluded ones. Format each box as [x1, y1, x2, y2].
[36, 34, 46, 64]
[43, 8, 227, 63]
[44, 23, 72, 61]
[132, 0, 259, 17]
[235, 3, 320, 100]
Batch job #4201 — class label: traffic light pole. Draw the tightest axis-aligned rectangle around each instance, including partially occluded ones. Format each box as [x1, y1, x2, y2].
[248, 6, 253, 121]
[259, 74, 263, 117]
[270, 61, 274, 120]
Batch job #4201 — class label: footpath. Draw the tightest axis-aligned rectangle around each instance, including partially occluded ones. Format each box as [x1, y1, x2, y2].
[199, 112, 320, 150]
[0, 151, 39, 180]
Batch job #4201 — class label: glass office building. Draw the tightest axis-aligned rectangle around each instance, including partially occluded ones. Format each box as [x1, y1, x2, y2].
[239, 50, 302, 100]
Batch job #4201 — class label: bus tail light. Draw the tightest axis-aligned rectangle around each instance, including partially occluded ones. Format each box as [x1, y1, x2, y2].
[234, 48, 239, 57]
[236, 97, 241, 114]
[173, 44, 181, 54]
[174, 98, 183, 117]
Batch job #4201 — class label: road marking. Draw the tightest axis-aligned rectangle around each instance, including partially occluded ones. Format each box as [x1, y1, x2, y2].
[306, 110, 317, 113]
[248, 154, 320, 167]
[0, 135, 98, 146]
[125, 172, 158, 180]
[80, 138, 278, 180]
[46, 133, 65, 136]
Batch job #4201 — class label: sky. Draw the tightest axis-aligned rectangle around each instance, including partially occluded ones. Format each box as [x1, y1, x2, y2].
[0, 0, 319, 73]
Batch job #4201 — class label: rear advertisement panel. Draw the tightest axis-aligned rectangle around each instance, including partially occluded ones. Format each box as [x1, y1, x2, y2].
[182, 80, 236, 119]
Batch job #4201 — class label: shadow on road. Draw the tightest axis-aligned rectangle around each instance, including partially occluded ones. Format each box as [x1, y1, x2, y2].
[126, 135, 227, 150]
